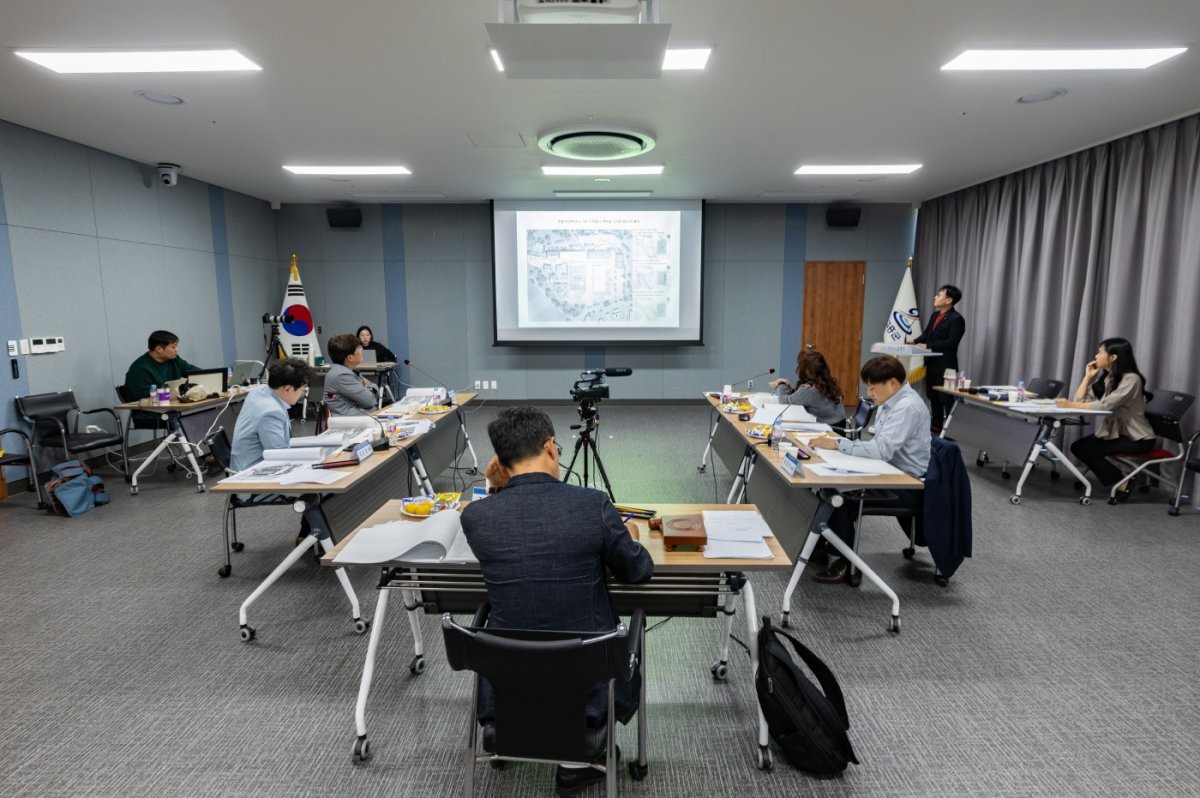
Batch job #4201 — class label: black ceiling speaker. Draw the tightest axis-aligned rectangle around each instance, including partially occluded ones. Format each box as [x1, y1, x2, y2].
[825, 206, 862, 228]
[326, 207, 363, 228]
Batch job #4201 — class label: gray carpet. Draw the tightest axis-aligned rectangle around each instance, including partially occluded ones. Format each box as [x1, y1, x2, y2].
[1, 402, 1198, 797]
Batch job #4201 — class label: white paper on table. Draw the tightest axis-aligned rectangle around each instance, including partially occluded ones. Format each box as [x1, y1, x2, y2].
[703, 539, 774, 559]
[745, 392, 776, 408]
[289, 431, 347, 447]
[701, 510, 773, 542]
[220, 461, 311, 483]
[262, 447, 336, 463]
[780, 422, 832, 433]
[749, 404, 817, 425]
[327, 416, 379, 431]
[804, 463, 864, 478]
[813, 448, 903, 475]
[276, 466, 350, 485]
[333, 510, 476, 565]
[1006, 403, 1109, 415]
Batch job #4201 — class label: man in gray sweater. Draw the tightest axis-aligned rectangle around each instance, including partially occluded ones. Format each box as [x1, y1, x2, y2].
[322, 333, 378, 416]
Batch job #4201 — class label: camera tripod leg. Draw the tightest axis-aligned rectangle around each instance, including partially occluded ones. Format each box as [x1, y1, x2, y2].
[587, 437, 616, 501]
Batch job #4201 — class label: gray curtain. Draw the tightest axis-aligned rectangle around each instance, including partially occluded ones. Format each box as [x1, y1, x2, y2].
[914, 113, 1200, 424]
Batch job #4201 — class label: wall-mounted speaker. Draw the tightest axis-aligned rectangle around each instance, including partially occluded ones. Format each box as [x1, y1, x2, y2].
[825, 206, 862, 228]
[326, 207, 363, 228]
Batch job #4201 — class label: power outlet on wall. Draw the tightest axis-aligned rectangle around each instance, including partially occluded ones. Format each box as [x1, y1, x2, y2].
[474, 380, 481, 390]
[490, 380, 498, 390]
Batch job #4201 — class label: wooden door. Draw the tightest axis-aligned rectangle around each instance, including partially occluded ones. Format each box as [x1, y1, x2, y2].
[801, 261, 866, 407]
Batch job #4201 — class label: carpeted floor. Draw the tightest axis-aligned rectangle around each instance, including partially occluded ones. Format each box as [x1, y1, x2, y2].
[0, 401, 1197, 797]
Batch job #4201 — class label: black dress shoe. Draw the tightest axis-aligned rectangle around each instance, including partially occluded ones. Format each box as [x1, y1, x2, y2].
[555, 765, 605, 797]
[1113, 486, 1133, 503]
[813, 558, 850, 584]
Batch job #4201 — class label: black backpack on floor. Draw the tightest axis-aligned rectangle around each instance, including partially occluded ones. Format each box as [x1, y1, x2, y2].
[756, 617, 859, 776]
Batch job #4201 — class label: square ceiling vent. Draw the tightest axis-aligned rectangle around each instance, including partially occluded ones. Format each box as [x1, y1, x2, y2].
[485, 23, 671, 79]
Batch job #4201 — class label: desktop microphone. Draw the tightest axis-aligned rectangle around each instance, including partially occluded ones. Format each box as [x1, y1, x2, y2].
[334, 395, 391, 450]
[602, 367, 633, 377]
[403, 359, 455, 406]
[732, 368, 776, 392]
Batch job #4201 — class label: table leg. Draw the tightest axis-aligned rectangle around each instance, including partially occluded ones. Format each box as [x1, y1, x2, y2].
[741, 581, 773, 770]
[940, 394, 958, 438]
[455, 408, 480, 474]
[403, 587, 426, 673]
[1044, 439, 1092, 504]
[407, 445, 436, 494]
[822, 527, 901, 633]
[726, 445, 757, 504]
[710, 591, 737, 681]
[1010, 421, 1049, 504]
[698, 417, 720, 473]
[781, 496, 836, 627]
[238, 533, 320, 641]
[168, 413, 206, 492]
[353, 583, 390, 761]
[129, 430, 181, 494]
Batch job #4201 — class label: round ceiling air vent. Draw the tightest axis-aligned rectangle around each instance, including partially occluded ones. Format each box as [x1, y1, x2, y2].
[537, 125, 656, 161]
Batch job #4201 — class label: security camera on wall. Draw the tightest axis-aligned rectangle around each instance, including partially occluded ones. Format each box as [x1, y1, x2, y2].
[157, 163, 181, 187]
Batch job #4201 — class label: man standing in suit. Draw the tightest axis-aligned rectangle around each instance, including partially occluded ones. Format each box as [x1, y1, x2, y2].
[912, 284, 965, 435]
[461, 406, 652, 795]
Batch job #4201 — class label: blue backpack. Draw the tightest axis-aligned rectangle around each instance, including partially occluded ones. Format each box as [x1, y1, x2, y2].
[46, 460, 111, 517]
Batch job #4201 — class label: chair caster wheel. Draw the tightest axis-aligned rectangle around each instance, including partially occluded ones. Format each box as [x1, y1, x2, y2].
[848, 571, 862, 588]
[354, 618, 370, 634]
[218, 564, 231, 578]
[629, 761, 648, 780]
[1001, 470, 1011, 480]
[196, 484, 206, 493]
[130, 486, 139, 495]
[697, 464, 707, 473]
[975, 458, 985, 468]
[710, 661, 729, 681]
[780, 612, 790, 629]
[239, 625, 256, 642]
[889, 616, 901, 634]
[1107, 496, 1117, 505]
[902, 546, 915, 559]
[1079, 496, 1091, 506]
[757, 745, 773, 771]
[935, 575, 949, 587]
[352, 736, 371, 763]
[1009, 495, 1021, 505]
[409, 655, 426, 675]
[231, 541, 245, 552]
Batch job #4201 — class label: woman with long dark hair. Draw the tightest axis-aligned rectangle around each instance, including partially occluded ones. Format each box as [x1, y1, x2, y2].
[769, 351, 846, 426]
[356, 325, 402, 399]
[1056, 337, 1154, 500]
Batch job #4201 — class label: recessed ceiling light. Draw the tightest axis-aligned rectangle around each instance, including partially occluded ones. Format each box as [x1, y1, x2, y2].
[555, 191, 654, 198]
[283, 165, 412, 175]
[134, 90, 185, 105]
[543, 165, 664, 176]
[795, 164, 922, 175]
[942, 48, 1186, 71]
[663, 48, 711, 70]
[489, 48, 504, 72]
[14, 49, 261, 74]
[1016, 88, 1068, 104]
[593, 178, 612, 183]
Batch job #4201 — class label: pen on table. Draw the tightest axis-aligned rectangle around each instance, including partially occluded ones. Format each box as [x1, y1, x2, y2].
[622, 514, 635, 524]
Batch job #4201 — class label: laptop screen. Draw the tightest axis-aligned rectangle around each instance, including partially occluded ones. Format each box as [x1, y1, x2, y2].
[186, 368, 228, 396]
[360, 349, 378, 365]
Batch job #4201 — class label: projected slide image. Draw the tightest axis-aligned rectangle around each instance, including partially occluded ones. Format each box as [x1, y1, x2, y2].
[519, 226, 678, 327]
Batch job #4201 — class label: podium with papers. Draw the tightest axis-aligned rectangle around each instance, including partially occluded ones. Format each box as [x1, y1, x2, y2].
[869, 342, 939, 357]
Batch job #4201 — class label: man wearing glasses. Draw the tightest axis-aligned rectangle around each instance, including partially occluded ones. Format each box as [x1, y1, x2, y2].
[461, 406, 652, 796]
[229, 358, 313, 472]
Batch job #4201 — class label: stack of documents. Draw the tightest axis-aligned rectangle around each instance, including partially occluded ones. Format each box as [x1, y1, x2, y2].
[806, 448, 903, 478]
[701, 510, 774, 559]
[332, 510, 477, 565]
[219, 460, 351, 485]
[749, 404, 817, 425]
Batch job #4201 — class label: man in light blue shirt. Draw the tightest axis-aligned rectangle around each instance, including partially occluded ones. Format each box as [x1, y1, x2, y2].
[230, 358, 313, 472]
[810, 356, 930, 583]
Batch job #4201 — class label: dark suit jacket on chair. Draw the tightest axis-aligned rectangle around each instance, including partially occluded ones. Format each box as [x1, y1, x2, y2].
[913, 307, 965, 379]
[915, 437, 973, 578]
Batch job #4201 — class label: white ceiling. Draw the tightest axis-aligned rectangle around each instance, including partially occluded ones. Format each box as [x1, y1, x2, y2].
[1, 0, 1198, 206]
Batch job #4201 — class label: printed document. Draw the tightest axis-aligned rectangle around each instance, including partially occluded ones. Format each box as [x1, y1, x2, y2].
[333, 510, 477, 565]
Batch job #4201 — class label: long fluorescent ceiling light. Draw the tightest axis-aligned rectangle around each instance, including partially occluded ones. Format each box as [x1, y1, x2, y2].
[14, 49, 261, 73]
[942, 48, 1186, 71]
[489, 48, 504, 72]
[663, 48, 711, 70]
[284, 165, 412, 175]
[554, 190, 654, 198]
[795, 164, 922, 175]
[543, 165, 664, 176]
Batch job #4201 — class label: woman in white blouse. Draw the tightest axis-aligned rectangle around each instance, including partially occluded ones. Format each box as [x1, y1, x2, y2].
[1056, 337, 1154, 501]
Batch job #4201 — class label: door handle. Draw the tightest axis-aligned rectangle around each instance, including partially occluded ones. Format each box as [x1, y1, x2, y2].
[804, 343, 814, 349]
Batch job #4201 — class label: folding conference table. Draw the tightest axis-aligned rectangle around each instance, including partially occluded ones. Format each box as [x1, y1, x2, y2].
[115, 392, 245, 494]
[321, 501, 792, 772]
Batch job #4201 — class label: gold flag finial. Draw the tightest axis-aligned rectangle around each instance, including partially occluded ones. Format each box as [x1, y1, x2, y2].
[289, 252, 299, 281]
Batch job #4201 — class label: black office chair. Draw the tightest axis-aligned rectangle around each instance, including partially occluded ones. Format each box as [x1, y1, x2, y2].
[1109, 389, 1195, 509]
[841, 397, 875, 441]
[207, 428, 294, 578]
[1171, 431, 1200, 516]
[1025, 377, 1065, 400]
[441, 603, 647, 797]
[15, 391, 127, 480]
[0, 426, 44, 509]
[849, 437, 972, 587]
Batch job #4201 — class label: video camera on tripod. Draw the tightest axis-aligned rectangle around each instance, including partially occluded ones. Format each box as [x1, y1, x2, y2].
[571, 367, 632, 405]
[261, 313, 294, 325]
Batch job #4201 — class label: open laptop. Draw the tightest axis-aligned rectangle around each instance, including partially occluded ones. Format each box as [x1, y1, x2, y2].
[360, 348, 378, 365]
[185, 368, 228, 397]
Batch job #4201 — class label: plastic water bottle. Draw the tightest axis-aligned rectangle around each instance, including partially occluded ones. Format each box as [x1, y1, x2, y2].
[148, 384, 157, 403]
[226, 367, 234, 390]
[1016, 380, 1026, 402]
[769, 418, 784, 450]
[957, 371, 966, 390]
[159, 384, 171, 405]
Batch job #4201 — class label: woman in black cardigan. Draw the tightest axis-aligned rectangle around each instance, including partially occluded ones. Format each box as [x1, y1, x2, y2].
[912, 284, 965, 434]
[356, 325, 401, 399]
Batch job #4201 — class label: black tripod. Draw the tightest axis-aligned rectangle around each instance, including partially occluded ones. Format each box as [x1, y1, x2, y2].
[258, 322, 288, 382]
[562, 401, 615, 501]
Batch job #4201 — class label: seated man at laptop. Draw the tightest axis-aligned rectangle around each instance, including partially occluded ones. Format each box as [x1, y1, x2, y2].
[809, 355, 931, 583]
[229, 358, 312, 472]
[461, 407, 653, 795]
[323, 333, 377, 416]
[123, 330, 201, 401]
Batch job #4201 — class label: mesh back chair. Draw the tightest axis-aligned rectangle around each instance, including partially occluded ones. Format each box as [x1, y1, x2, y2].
[230, 360, 264, 387]
[0, 427, 44, 508]
[1025, 377, 1065, 399]
[842, 398, 876, 441]
[206, 427, 294, 578]
[441, 604, 648, 797]
[1173, 431, 1200, 516]
[1109, 390, 1195, 510]
[15, 391, 127, 480]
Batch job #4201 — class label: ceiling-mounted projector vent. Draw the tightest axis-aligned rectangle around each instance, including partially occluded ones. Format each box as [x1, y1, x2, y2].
[537, 125, 656, 160]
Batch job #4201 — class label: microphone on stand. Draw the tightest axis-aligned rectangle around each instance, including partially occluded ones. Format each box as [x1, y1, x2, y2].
[732, 368, 776, 392]
[403, 359, 455, 406]
[331, 395, 391, 450]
